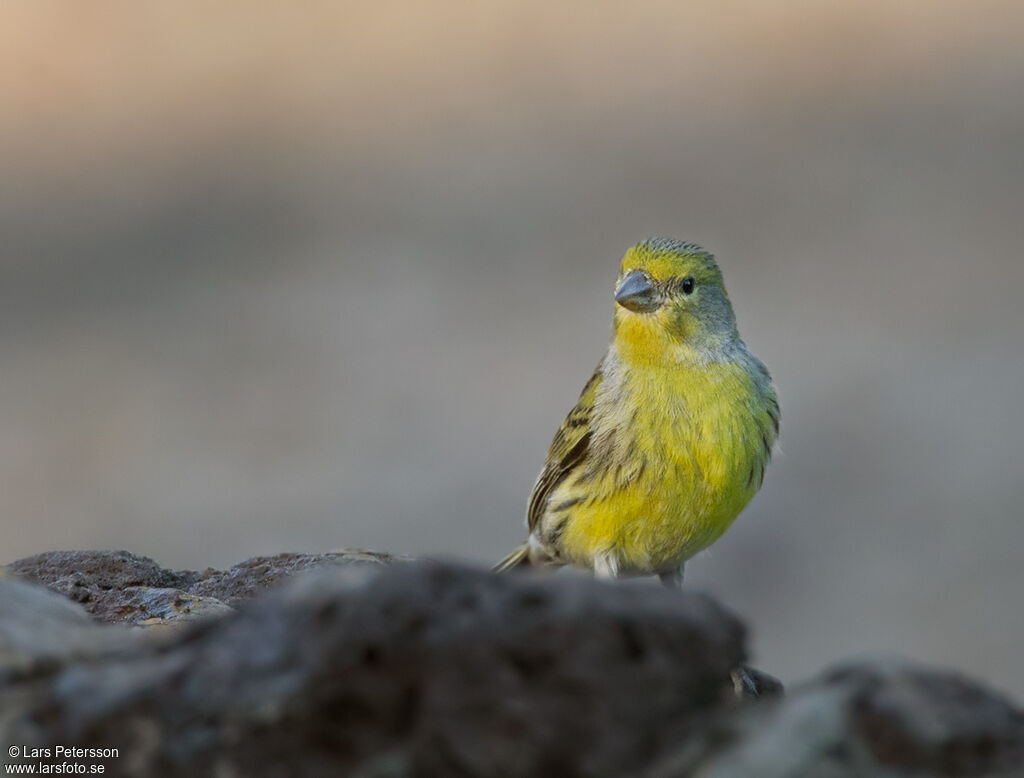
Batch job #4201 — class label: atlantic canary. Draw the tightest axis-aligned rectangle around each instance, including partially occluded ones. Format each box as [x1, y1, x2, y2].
[496, 237, 779, 587]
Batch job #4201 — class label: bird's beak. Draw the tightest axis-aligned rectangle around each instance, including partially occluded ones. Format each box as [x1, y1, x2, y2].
[615, 271, 660, 313]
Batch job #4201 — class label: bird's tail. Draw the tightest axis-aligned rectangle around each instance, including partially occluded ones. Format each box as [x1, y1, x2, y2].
[493, 543, 532, 573]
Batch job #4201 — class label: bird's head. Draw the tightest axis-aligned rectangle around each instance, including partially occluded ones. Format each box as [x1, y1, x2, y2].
[612, 237, 739, 365]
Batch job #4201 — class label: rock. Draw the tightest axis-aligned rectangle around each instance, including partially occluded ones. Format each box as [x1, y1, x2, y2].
[651, 657, 1024, 778]
[116, 588, 237, 627]
[9, 550, 198, 596]
[3, 554, 1021, 776]
[0, 578, 133, 683]
[6, 548, 405, 626]
[1, 562, 745, 777]
[836, 660, 1024, 777]
[189, 549, 405, 605]
[7, 550, 199, 622]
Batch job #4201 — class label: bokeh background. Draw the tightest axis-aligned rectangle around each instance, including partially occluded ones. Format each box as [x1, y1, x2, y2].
[3, 2, 1023, 697]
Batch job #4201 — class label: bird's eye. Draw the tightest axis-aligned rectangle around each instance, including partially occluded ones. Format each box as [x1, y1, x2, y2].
[681, 277, 695, 295]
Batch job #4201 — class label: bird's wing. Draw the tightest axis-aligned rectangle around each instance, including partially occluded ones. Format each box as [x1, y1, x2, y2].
[526, 366, 603, 533]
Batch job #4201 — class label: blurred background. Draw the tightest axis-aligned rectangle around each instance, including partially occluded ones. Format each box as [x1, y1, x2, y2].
[3, 1, 1023, 697]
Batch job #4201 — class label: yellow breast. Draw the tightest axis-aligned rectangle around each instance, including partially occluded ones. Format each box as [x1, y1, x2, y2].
[553, 356, 774, 574]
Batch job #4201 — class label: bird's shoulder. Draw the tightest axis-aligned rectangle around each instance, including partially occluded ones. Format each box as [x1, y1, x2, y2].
[740, 349, 780, 440]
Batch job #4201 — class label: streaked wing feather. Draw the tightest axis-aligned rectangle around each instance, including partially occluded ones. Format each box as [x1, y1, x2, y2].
[526, 366, 603, 533]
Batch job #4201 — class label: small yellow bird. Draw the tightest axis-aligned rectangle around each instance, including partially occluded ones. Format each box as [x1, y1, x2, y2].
[496, 237, 778, 587]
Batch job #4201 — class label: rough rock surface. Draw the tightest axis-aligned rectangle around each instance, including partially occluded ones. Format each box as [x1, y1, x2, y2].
[0, 577, 133, 683]
[7, 549, 402, 625]
[652, 659, 1024, 778]
[189, 549, 403, 605]
[2, 562, 745, 777]
[1, 557, 1022, 777]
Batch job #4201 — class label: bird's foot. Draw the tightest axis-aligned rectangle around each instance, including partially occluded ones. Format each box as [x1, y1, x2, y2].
[731, 666, 784, 699]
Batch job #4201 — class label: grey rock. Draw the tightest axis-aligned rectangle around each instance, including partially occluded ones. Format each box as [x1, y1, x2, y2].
[116, 587, 236, 627]
[652, 657, 1024, 778]
[7, 548, 405, 626]
[189, 549, 405, 605]
[7, 550, 200, 623]
[2, 562, 745, 777]
[9, 550, 198, 595]
[3, 557, 1021, 777]
[0, 577, 132, 682]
